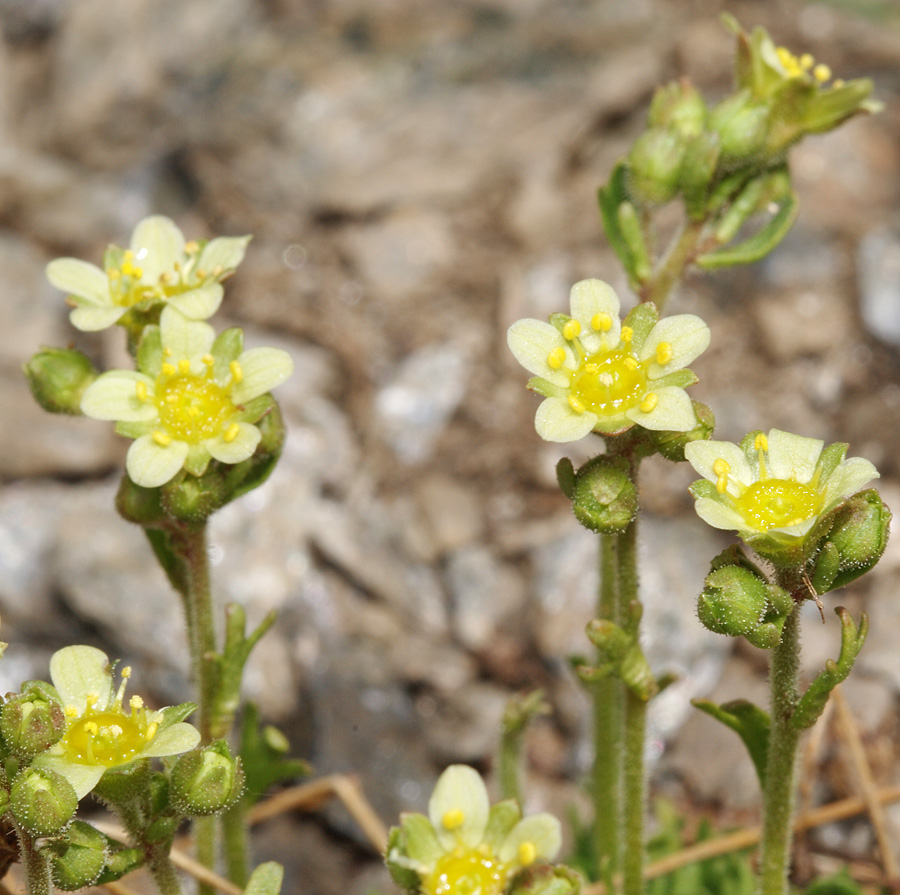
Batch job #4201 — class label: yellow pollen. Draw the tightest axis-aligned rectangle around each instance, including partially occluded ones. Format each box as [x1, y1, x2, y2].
[184, 241, 199, 254]
[799, 53, 814, 71]
[178, 359, 191, 374]
[86, 693, 100, 709]
[620, 326, 633, 343]
[223, 423, 241, 443]
[562, 319, 581, 341]
[84, 721, 99, 735]
[152, 430, 173, 446]
[568, 394, 586, 414]
[639, 393, 658, 413]
[108, 725, 123, 738]
[146, 721, 158, 740]
[163, 348, 173, 357]
[624, 356, 638, 371]
[598, 372, 614, 387]
[135, 381, 149, 402]
[442, 809, 465, 831]
[813, 63, 831, 83]
[162, 362, 177, 376]
[196, 268, 207, 279]
[133, 267, 143, 278]
[121, 666, 132, 679]
[655, 342, 673, 365]
[159, 272, 172, 285]
[518, 842, 537, 867]
[65, 706, 78, 719]
[202, 354, 215, 366]
[229, 361, 243, 384]
[130, 695, 144, 710]
[547, 347, 567, 370]
[754, 433, 769, 452]
[712, 458, 731, 494]
[591, 312, 612, 332]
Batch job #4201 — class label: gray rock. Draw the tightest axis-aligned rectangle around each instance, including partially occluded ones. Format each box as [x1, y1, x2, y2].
[858, 227, 900, 347]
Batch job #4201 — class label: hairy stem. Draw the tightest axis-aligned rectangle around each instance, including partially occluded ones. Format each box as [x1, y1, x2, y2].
[639, 219, 706, 311]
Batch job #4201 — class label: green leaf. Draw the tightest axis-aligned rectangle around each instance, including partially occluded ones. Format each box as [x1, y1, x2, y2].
[243, 861, 284, 895]
[239, 702, 311, 804]
[696, 193, 798, 270]
[598, 162, 644, 285]
[691, 698, 770, 788]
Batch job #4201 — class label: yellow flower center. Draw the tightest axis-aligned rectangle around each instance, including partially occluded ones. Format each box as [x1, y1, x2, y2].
[424, 847, 508, 895]
[59, 674, 158, 769]
[734, 480, 824, 532]
[569, 350, 648, 417]
[152, 363, 238, 444]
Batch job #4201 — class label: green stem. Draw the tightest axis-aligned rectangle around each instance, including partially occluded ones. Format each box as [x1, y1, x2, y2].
[114, 798, 185, 895]
[17, 826, 51, 895]
[592, 532, 623, 883]
[639, 219, 706, 312]
[146, 844, 187, 895]
[195, 815, 217, 895]
[622, 689, 647, 895]
[759, 602, 802, 895]
[223, 801, 250, 886]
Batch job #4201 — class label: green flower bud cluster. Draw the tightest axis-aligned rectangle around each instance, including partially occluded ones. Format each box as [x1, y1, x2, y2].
[558, 455, 638, 534]
[697, 546, 793, 649]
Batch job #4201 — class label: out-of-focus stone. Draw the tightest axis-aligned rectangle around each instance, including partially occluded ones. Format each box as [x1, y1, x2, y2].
[858, 227, 900, 347]
[414, 475, 485, 557]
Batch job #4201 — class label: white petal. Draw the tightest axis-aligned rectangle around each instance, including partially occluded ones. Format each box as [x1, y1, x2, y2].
[428, 765, 490, 851]
[766, 429, 823, 483]
[507, 319, 571, 388]
[231, 347, 294, 404]
[823, 457, 879, 506]
[126, 435, 189, 488]
[140, 722, 201, 759]
[130, 216, 185, 283]
[569, 279, 621, 347]
[81, 371, 157, 422]
[206, 423, 261, 464]
[685, 440, 754, 497]
[499, 814, 562, 866]
[640, 314, 710, 376]
[46, 259, 110, 305]
[50, 645, 112, 714]
[160, 306, 215, 361]
[35, 755, 105, 800]
[70, 304, 127, 332]
[625, 386, 696, 432]
[693, 496, 747, 531]
[166, 283, 224, 320]
[534, 397, 597, 443]
[198, 235, 251, 274]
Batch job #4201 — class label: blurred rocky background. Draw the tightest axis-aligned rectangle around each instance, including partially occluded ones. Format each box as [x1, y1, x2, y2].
[1, 0, 900, 891]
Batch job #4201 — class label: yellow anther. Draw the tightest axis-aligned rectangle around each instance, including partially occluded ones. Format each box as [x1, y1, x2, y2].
[598, 372, 614, 388]
[195, 268, 207, 280]
[202, 354, 215, 366]
[135, 381, 149, 402]
[639, 393, 658, 413]
[799, 53, 814, 71]
[655, 342, 673, 365]
[223, 423, 241, 443]
[124, 251, 135, 261]
[624, 356, 639, 371]
[178, 359, 191, 374]
[121, 261, 135, 276]
[568, 394, 586, 414]
[121, 666, 132, 679]
[133, 267, 143, 279]
[518, 842, 537, 867]
[547, 347, 567, 370]
[84, 721, 99, 735]
[442, 809, 465, 831]
[130, 695, 144, 710]
[65, 705, 79, 719]
[159, 272, 172, 285]
[813, 63, 831, 83]
[184, 241, 199, 254]
[229, 360, 244, 384]
[620, 326, 633, 343]
[152, 430, 173, 446]
[713, 458, 731, 494]
[162, 362, 176, 376]
[212, 265, 224, 277]
[591, 312, 612, 332]
[146, 721, 159, 741]
[562, 319, 581, 341]
[108, 725, 123, 738]
[86, 692, 100, 708]
[833, 78, 845, 88]
[163, 348, 173, 357]
[754, 433, 769, 452]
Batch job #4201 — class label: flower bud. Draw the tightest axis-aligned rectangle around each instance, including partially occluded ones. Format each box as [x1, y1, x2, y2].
[648, 80, 707, 140]
[10, 767, 77, 836]
[571, 456, 638, 534]
[23, 347, 97, 415]
[508, 862, 582, 895]
[708, 91, 769, 160]
[626, 128, 686, 206]
[49, 820, 108, 890]
[698, 565, 769, 637]
[170, 740, 244, 816]
[1, 681, 66, 758]
[651, 401, 715, 462]
[115, 475, 166, 526]
[160, 471, 227, 524]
